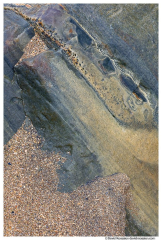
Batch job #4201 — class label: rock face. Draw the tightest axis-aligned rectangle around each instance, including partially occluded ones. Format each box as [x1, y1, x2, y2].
[7, 4, 158, 129]
[15, 50, 103, 193]
[15, 49, 158, 235]
[5, 4, 158, 236]
[65, 4, 158, 95]
[4, 9, 35, 144]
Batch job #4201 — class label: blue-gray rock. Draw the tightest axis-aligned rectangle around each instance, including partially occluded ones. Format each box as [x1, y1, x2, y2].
[4, 9, 35, 144]
[64, 4, 158, 96]
[4, 77, 25, 144]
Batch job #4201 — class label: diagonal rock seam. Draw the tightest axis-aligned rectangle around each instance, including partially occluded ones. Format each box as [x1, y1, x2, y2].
[4, 4, 158, 129]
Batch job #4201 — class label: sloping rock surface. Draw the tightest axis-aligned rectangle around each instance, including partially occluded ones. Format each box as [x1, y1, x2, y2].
[7, 4, 158, 128]
[15, 48, 158, 236]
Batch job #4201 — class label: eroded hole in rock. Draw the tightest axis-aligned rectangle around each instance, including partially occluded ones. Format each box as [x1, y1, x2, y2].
[98, 57, 115, 73]
[70, 18, 92, 48]
[120, 74, 147, 102]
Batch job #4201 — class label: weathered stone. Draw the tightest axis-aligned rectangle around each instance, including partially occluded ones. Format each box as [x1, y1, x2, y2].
[7, 4, 158, 129]
[8, 4, 158, 96]
[8, 3, 158, 236]
[4, 9, 35, 144]
[64, 4, 158, 95]
[15, 48, 158, 235]
[14, 53, 102, 192]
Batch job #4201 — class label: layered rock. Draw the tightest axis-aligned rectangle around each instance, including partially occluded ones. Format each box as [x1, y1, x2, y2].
[5, 4, 158, 236]
[6, 4, 158, 128]
[65, 4, 158, 95]
[15, 48, 158, 235]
